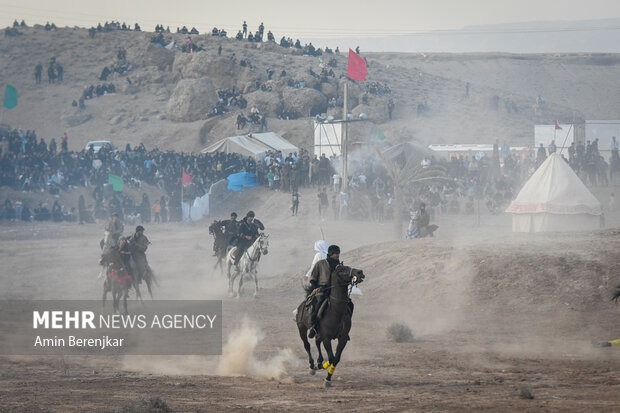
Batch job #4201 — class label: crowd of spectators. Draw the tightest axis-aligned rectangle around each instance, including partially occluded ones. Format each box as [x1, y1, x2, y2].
[80, 83, 116, 101]
[3, 119, 599, 227]
[364, 81, 392, 96]
[89, 21, 140, 37]
[210, 88, 247, 117]
[317, 143, 532, 222]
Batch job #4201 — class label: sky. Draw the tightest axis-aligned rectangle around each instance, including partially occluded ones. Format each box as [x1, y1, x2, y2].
[2, 0, 620, 39]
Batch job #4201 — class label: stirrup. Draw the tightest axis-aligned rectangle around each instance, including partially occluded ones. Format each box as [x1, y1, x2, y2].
[308, 328, 316, 338]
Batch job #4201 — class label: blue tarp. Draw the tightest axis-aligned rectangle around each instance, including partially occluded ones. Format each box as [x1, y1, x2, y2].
[227, 172, 258, 192]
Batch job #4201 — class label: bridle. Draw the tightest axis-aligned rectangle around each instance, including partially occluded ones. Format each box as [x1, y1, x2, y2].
[245, 234, 267, 263]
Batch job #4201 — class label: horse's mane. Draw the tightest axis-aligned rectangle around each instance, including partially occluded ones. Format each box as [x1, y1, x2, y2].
[208, 220, 221, 233]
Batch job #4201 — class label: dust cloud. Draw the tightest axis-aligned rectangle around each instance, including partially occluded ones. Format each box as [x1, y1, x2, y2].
[217, 318, 294, 379]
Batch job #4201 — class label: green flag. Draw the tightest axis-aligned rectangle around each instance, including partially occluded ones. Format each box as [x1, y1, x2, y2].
[3, 85, 17, 109]
[108, 174, 124, 192]
[376, 130, 386, 141]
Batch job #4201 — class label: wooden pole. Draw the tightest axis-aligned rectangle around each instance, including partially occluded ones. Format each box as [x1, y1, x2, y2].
[181, 169, 184, 222]
[341, 82, 348, 192]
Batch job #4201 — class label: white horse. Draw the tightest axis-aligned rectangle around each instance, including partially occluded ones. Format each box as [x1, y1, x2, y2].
[226, 233, 269, 297]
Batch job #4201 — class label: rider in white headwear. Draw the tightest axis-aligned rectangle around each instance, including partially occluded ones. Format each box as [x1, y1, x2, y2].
[303, 239, 361, 295]
[306, 240, 329, 279]
[295, 240, 329, 319]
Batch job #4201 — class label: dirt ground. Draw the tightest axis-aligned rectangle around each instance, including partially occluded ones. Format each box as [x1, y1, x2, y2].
[0, 187, 619, 412]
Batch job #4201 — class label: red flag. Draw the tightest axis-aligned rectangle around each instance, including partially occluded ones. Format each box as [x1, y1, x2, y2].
[347, 49, 367, 81]
[182, 171, 193, 185]
[554, 120, 562, 130]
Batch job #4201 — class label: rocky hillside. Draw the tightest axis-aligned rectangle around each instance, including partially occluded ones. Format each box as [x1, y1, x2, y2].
[2, 25, 620, 152]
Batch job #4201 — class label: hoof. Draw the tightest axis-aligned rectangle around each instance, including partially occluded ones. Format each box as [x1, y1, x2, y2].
[324, 379, 332, 388]
[309, 368, 316, 376]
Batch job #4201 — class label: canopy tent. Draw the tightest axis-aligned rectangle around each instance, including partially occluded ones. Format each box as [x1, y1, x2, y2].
[201, 135, 272, 159]
[506, 153, 601, 232]
[201, 132, 299, 160]
[250, 132, 299, 156]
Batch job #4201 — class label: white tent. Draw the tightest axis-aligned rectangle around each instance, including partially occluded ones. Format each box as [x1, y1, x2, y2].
[250, 132, 299, 156]
[506, 153, 601, 232]
[201, 135, 272, 159]
[201, 132, 299, 160]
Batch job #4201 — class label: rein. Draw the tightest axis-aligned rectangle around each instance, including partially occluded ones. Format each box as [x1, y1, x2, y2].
[327, 267, 358, 303]
[244, 235, 264, 263]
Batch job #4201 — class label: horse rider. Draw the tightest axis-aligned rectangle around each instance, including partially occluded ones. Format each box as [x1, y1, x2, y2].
[308, 244, 341, 338]
[103, 213, 124, 248]
[128, 225, 150, 284]
[409, 202, 431, 238]
[233, 211, 265, 268]
[220, 212, 240, 247]
[306, 240, 328, 280]
[213, 212, 239, 254]
[118, 236, 134, 281]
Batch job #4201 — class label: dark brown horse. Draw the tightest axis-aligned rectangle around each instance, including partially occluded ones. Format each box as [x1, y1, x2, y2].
[100, 246, 132, 314]
[296, 264, 364, 387]
[209, 220, 228, 274]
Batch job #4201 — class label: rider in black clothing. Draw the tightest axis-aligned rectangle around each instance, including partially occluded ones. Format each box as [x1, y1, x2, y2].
[220, 212, 240, 246]
[233, 211, 265, 266]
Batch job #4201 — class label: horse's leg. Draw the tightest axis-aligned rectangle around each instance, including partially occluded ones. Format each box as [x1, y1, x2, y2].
[237, 267, 245, 298]
[325, 335, 349, 386]
[315, 337, 324, 369]
[145, 270, 153, 298]
[298, 325, 315, 374]
[322, 339, 336, 386]
[134, 280, 143, 303]
[226, 259, 234, 294]
[253, 269, 259, 297]
[219, 251, 226, 275]
[123, 288, 129, 315]
[112, 286, 119, 313]
[102, 278, 109, 309]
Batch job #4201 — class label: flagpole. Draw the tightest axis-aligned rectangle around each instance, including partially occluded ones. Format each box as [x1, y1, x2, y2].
[341, 82, 348, 192]
[181, 168, 184, 222]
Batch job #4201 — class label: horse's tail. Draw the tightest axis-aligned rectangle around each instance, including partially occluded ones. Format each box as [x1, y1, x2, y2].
[611, 286, 620, 304]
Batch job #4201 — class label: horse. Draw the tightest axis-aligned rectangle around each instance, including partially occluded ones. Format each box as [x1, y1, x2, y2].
[99, 246, 132, 314]
[296, 264, 365, 387]
[209, 220, 228, 274]
[225, 233, 269, 297]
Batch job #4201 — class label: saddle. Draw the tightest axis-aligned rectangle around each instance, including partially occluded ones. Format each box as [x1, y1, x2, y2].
[297, 291, 329, 329]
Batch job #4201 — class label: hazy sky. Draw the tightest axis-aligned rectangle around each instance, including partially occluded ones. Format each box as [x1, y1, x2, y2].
[2, 0, 620, 38]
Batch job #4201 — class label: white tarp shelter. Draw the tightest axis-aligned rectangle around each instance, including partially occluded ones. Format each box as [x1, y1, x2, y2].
[250, 132, 299, 156]
[506, 153, 601, 232]
[182, 192, 209, 224]
[201, 132, 298, 160]
[314, 120, 342, 157]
